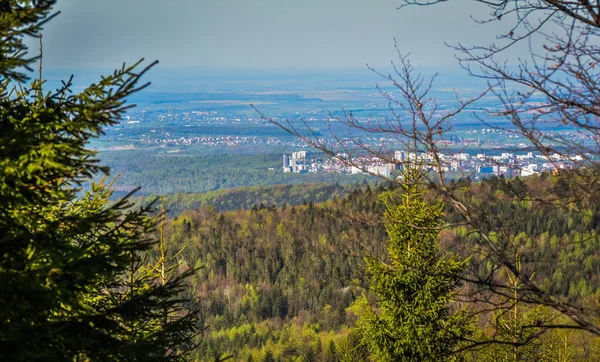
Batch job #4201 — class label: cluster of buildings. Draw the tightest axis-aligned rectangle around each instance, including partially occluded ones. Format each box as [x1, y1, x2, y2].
[283, 149, 589, 178]
[283, 151, 314, 173]
[394, 150, 587, 176]
[138, 135, 310, 149]
[282, 151, 397, 177]
[140, 135, 283, 147]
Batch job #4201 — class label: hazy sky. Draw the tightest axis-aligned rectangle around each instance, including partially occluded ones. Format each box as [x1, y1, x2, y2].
[36, 0, 523, 70]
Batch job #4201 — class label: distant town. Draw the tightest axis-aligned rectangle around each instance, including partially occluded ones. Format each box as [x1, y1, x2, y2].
[282, 150, 590, 179]
[102, 109, 600, 155]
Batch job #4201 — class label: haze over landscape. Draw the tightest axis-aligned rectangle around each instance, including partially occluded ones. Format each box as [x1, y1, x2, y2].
[31, 0, 565, 197]
[5, 1, 600, 361]
[38, 0, 517, 69]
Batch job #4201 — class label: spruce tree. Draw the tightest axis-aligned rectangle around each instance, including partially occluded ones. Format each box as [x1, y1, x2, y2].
[0, 2, 200, 361]
[356, 166, 471, 361]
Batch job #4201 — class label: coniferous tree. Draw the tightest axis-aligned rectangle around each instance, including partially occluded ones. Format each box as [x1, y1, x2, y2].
[0, 2, 200, 361]
[356, 166, 471, 361]
[262, 350, 275, 362]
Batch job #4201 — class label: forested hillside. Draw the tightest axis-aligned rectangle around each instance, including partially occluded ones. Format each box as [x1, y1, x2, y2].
[136, 183, 360, 215]
[159, 173, 600, 361]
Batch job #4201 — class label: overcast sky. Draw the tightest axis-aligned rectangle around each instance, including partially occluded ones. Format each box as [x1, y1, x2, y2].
[35, 0, 523, 70]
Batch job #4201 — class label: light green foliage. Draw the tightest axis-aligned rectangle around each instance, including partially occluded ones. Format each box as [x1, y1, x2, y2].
[480, 306, 551, 362]
[356, 167, 471, 361]
[466, 306, 598, 362]
[201, 322, 346, 362]
[156, 172, 600, 361]
[0, 2, 199, 361]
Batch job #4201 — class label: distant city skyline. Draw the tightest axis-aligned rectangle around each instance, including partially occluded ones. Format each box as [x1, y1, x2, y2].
[32, 0, 532, 71]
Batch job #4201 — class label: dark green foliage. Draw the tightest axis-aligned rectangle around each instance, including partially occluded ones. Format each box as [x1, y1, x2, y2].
[449, 173, 600, 299]
[136, 182, 357, 215]
[262, 350, 275, 362]
[356, 167, 471, 361]
[0, 2, 200, 361]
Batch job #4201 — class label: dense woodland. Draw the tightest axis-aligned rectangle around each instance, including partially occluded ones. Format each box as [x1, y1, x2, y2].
[152, 174, 600, 361]
[135, 183, 360, 215]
